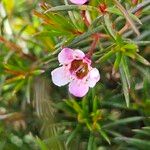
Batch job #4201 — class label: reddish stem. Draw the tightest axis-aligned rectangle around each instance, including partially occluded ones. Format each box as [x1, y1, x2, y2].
[81, 6, 109, 58]
[119, 23, 130, 34]
[86, 34, 99, 58]
[118, 7, 142, 35]
[81, 10, 90, 27]
[86, 32, 111, 59]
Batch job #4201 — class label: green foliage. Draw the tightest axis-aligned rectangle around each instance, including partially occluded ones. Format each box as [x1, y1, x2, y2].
[0, 0, 150, 150]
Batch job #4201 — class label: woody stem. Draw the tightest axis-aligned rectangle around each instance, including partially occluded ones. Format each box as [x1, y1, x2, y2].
[81, 10, 90, 27]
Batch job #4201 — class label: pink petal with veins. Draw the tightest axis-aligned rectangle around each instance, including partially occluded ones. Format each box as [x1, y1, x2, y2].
[69, 80, 89, 97]
[51, 67, 70, 86]
[87, 68, 100, 87]
[73, 49, 85, 59]
[58, 48, 74, 65]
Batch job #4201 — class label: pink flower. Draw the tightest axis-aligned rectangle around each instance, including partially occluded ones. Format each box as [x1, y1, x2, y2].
[51, 48, 100, 97]
[69, 0, 88, 5]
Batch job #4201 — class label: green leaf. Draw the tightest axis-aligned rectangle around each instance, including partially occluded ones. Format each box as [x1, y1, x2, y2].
[30, 69, 45, 75]
[26, 77, 32, 103]
[111, 1, 142, 25]
[123, 43, 138, 50]
[135, 53, 150, 66]
[46, 13, 76, 32]
[66, 99, 82, 114]
[113, 52, 122, 74]
[113, 0, 140, 36]
[34, 31, 70, 37]
[115, 137, 150, 149]
[12, 80, 25, 95]
[107, 7, 122, 16]
[121, 56, 131, 88]
[44, 5, 99, 13]
[135, 41, 150, 46]
[89, 0, 101, 20]
[103, 14, 116, 40]
[66, 125, 81, 146]
[55, 101, 76, 115]
[34, 10, 77, 35]
[5, 75, 25, 84]
[87, 133, 95, 150]
[96, 49, 116, 64]
[142, 126, 150, 131]
[130, 13, 142, 25]
[90, 16, 102, 29]
[103, 116, 144, 128]
[119, 65, 130, 107]
[132, 129, 150, 137]
[122, 43, 138, 59]
[124, 51, 136, 59]
[115, 34, 124, 45]
[93, 96, 98, 113]
[69, 26, 102, 47]
[3, 63, 24, 72]
[99, 129, 111, 144]
[82, 97, 89, 115]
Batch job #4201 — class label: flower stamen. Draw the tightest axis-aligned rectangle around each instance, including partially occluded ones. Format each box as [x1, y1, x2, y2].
[70, 60, 89, 79]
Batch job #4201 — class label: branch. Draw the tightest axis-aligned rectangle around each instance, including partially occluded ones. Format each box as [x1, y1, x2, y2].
[113, 0, 140, 36]
[131, 0, 150, 14]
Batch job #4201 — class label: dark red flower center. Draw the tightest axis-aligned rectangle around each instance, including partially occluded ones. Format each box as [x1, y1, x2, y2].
[70, 60, 89, 79]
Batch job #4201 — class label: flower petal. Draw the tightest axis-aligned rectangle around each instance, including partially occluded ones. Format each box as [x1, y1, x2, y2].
[69, 80, 89, 97]
[51, 67, 70, 86]
[58, 48, 74, 64]
[69, 0, 88, 5]
[73, 49, 85, 59]
[87, 68, 100, 87]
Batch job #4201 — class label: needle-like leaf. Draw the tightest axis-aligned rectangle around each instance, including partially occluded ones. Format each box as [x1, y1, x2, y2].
[113, 0, 140, 36]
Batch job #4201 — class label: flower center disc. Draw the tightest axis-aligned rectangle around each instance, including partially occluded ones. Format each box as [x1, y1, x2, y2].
[70, 60, 89, 79]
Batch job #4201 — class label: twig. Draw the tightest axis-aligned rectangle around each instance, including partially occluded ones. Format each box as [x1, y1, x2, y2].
[81, 10, 90, 27]
[113, 0, 140, 36]
[86, 34, 99, 58]
[131, 0, 150, 14]
[119, 23, 130, 34]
